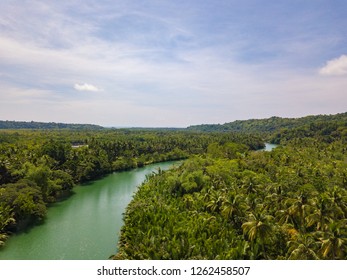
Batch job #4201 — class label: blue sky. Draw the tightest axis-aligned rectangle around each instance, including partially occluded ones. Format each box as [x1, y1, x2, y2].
[1, 0, 346, 127]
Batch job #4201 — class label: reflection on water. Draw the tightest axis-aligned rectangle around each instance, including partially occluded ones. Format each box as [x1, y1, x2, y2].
[0, 161, 179, 260]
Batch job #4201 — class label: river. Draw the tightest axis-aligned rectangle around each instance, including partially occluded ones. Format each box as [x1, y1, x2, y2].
[262, 143, 278, 151]
[0, 161, 180, 260]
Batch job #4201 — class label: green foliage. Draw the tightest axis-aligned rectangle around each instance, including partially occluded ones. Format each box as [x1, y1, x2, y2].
[188, 112, 347, 136]
[116, 136, 347, 260]
[0, 180, 46, 223]
[0, 120, 103, 130]
[0, 127, 263, 243]
[2, 112, 347, 256]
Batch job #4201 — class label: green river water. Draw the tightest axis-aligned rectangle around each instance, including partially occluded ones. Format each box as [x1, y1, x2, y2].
[263, 143, 278, 151]
[0, 161, 180, 260]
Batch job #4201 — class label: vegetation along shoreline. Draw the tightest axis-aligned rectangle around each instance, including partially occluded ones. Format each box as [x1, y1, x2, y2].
[1, 112, 347, 259]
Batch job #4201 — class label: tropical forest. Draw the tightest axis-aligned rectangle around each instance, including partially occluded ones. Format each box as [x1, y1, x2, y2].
[1, 112, 347, 260]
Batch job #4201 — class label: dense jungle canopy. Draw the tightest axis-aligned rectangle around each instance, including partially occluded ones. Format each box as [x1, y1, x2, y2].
[1, 112, 347, 259]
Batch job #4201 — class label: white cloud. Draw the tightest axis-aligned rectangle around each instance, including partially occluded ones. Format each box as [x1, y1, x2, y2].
[1, 1, 347, 126]
[74, 83, 100, 92]
[319, 55, 347, 76]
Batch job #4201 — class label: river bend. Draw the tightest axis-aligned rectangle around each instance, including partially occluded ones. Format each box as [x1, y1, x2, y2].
[0, 161, 179, 260]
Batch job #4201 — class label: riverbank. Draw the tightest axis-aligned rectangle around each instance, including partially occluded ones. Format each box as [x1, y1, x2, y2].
[0, 161, 181, 259]
[0, 152, 187, 247]
[115, 139, 347, 260]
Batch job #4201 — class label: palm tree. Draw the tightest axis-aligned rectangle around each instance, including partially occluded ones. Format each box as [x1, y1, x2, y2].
[245, 193, 262, 212]
[265, 184, 286, 211]
[183, 194, 194, 210]
[287, 233, 319, 260]
[205, 188, 224, 213]
[242, 211, 274, 259]
[305, 195, 333, 231]
[277, 207, 296, 228]
[221, 192, 247, 227]
[0, 203, 16, 247]
[0, 203, 15, 232]
[317, 220, 347, 259]
[326, 186, 347, 219]
[285, 192, 313, 233]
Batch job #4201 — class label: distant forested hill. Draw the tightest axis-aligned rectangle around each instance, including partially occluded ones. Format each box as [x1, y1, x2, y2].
[0, 120, 104, 130]
[188, 112, 347, 133]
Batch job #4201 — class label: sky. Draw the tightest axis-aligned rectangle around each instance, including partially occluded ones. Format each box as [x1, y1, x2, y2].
[0, 0, 347, 127]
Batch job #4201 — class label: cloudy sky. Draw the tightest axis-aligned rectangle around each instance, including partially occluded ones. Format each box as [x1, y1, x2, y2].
[1, 0, 346, 127]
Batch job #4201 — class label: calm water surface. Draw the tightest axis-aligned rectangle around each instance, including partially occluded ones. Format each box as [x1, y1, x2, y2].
[0, 161, 180, 260]
[262, 143, 278, 151]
